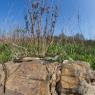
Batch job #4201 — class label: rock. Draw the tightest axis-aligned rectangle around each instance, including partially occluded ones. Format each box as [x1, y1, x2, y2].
[4, 61, 21, 77]
[85, 84, 95, 95]
[0, 64, 5, 95]
[0, 59, 95, 95]
[44, 55, 59, 61]
[61, 60, 95, 95]
[21, 57, 41, 62]
[5, 61, 49, 95]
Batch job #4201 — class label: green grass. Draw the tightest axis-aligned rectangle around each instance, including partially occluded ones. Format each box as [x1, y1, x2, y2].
[0, 44, 12, 63]
[47, 43, 95, 69]
[0, 43, 95, 69]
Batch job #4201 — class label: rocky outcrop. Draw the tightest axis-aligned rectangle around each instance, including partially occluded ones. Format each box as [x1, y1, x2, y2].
[0, 58, 95, 95]
[61, 60, 95, 95]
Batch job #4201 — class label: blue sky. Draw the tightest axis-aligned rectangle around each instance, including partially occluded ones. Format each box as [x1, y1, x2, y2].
[0, 0, 95, 40]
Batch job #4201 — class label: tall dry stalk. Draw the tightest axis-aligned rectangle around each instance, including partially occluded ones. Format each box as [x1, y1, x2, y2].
[25, 0, 58, 57]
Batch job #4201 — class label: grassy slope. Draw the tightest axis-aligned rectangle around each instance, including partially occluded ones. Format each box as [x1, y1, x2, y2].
[48, 43, 95, 69]
[0, 43, 95, 69]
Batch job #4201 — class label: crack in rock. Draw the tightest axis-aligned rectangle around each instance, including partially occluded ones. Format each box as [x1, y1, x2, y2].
[47, 64, 62, 95]
[1, 63, 8, 94]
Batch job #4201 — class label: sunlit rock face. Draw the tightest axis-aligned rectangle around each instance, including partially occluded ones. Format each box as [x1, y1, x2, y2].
[61, 61, 95, 95]
[0, 58, 95, 95]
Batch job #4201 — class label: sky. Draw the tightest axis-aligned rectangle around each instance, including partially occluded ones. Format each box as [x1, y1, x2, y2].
[0, 0, 95, 40]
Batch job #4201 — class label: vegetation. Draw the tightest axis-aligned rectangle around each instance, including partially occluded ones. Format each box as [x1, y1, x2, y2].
[0, 44, 12, 63]
[0, 36, 95, 69]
